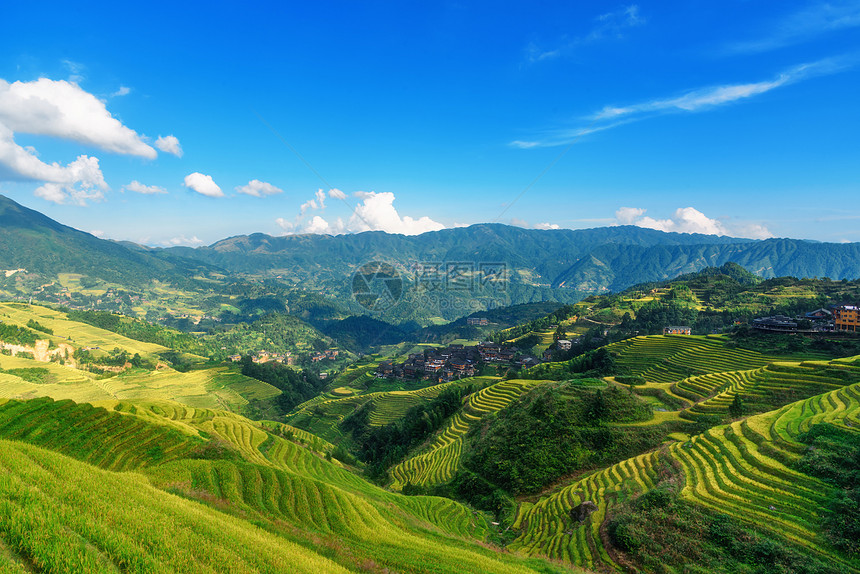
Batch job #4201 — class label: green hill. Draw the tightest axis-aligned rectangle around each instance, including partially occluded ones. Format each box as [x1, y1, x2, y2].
[0, 194, 207, 286]
[508, 377, 860, 573]
[0, 392, 584, 574]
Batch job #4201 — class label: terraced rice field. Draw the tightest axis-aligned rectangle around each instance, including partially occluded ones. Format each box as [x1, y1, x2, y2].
[510, 451, 661, 570]
[0, 396, 201, 470]
[390, 379, 545, 490]
[506, 379, 860, 572]
[0, 352, 274, 413]
[677, 360, 860, 420]
[0, 440, 355, 574]
[0, 392, 572, 574]
[608, 335, 817, 384]
[0, 302, 172, 362]
[287, 376, 499, 443]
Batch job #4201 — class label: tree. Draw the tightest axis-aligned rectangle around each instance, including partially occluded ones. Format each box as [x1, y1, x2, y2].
[728, 394, 745, 418]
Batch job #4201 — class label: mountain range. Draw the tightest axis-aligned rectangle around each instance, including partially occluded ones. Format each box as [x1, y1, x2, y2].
[2, 193, 860, 322]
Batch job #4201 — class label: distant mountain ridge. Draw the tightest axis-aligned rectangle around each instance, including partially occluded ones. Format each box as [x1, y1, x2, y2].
[2, 194, 860, 314]
[165, 223, 860, 294]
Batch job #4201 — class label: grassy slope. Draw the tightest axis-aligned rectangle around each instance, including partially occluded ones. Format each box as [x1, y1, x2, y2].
[0, 393, 584, 574]
[0, 303, 279, 413]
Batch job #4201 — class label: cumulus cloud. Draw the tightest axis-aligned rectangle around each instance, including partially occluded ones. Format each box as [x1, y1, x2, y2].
[615, 206, 647, 224]
[122, 180, 167, 195]
[183, 172, 223, 197]
[0, 123, 106, 204]
[305, 215, 345, 235]
[159, 235, 205, 247]
[315, 188, 327, 209]
[236, 179, 283, 197]
[0, 78, 156, 157]
[276, 189, 444, 236]
[299, 198, 318, 214]
[112, 86, 131, 97]
[614, 206, 774, 239]
[509, 218, 561, 230]
[348, 191, 445, 235]
[154, 135, 183, 157]
[634, 207, 727, 235]
[274, 217, 294, 232]
[0, 131, 109, 204]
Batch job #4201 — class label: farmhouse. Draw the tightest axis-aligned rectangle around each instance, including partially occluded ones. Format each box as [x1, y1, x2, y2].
[805, 308, 832, 319]
[834, 305, 860, 333]
[557, 339, 572, 351]
[752, 316, 798, 332]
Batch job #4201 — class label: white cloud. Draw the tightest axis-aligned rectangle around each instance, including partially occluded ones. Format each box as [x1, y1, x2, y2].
[154, 135, 183, 157]
[183, 172, 223, 197]
[594, 59, 851, 121]
[90, 229, 105, 238]
[236, 179, 283, 197]
[615, 207, 647, 224]
[614, 206, 774, 239]
[509, 121, 628, 148]
[275, 217, 294, 232]
[277, 190, 443, 236]
[0, 78, 156, 158]
[730, 223, 776, 240]
[112, 86, 131, 97]
[635, 207, 727, 235]
[299, 198, 319, 214]
[62, 60, 85, 84]
[0, 123, 106, 203]
[727, 2, 860, 54]
[348, 191, 445, 235]
[526, 4, 644, 63]
[159, 235, 205, 247]
[509, 219, 561, 230]
[305, 215, 340, 234]
[515, 58, 853, 148]
[122, 180, 167, 195]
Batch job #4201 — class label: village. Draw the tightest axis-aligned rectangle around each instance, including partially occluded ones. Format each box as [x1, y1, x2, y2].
[374, 341, 545, 383]
[750, 304, 859, 334]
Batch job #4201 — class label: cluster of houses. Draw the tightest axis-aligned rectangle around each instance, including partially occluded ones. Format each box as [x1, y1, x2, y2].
[376, 341, 542, 383]
[228, 348, 342, 366]
[752, 305, 859, 334]
[663, 326, 692, 335]
[229, 351, 295, 365]
[311, 349, 340, 362]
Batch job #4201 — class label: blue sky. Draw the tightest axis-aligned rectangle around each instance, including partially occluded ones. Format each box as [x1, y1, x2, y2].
[1, 1, 859, 245]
